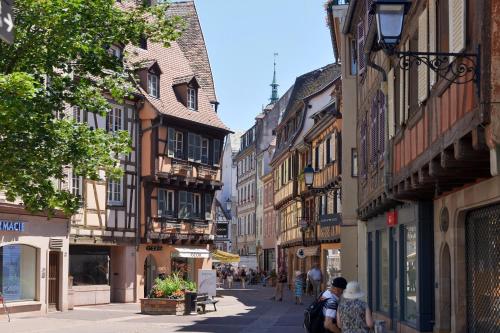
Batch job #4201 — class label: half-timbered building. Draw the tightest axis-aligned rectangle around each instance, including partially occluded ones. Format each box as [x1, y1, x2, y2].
[271, 64, 341, 284]
[343, 0, 500, 332]
[130, 1, 230, 299]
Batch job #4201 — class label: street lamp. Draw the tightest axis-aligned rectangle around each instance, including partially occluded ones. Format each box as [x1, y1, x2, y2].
[371, 0, 411, 50]
[304, 165, 315, 187]
[370, 0, 479, 88]
[225, 198, 232, 212]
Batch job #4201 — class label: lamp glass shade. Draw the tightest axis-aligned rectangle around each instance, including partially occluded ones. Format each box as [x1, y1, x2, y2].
[225, 199, 232, 211]
[304, 166, 315, 186]
[375, 3, 405, 46]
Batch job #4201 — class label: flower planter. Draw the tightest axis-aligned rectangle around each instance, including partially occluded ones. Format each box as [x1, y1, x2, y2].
[140, 298, 185, 315]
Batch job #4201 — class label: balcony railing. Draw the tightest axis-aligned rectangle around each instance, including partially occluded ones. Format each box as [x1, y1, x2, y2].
[274, 181, 294, 207]
[171, 160, 193, 177]
[313, 163, 339, 189]
[147, 216, 211, 236]
[196, 165, 219, 181]
[317, 224, 341, 241]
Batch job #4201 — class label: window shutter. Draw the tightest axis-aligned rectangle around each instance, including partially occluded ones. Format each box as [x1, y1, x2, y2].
[388, 68, 395, 139]
[360, 120, 367, 176]
[195, 134, 201, 162]
[418, 7, 429, 104]
[158, 189, 165, 217]
[337, 131, 342, 174]
[312, 146, 317, 170]
[188, 133, 195, 160]
[357, 22, 366, 73]
[399, 63, 405, 126]
[449, 0, 466, 53]
[105, 112, 110, 132]
[178, 191, 187, 219]
[213, 139, 221, 165]
[378, 91, 386, 159]
[331, 134, 336, 162]
[319, 142, 324, 169]
[370, 100, 378, 165]
[168, 128, 175, 157]
[404, 40, 410, 122]
[429, 0, 437, 86]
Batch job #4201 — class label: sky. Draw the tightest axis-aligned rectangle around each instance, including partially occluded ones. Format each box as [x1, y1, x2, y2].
[193, 0, 335, 133]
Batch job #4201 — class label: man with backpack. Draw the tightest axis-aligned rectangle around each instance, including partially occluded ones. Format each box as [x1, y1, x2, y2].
[303, 276, 347, 333]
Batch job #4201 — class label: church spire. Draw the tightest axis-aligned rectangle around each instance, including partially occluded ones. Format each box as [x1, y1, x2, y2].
[270, 53, 279, 103]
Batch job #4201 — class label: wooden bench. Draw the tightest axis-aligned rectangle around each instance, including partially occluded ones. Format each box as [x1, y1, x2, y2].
[196, 293, 218, 313]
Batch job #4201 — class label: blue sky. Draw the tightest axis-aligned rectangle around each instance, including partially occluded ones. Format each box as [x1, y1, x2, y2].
[194, 0, 335, 133]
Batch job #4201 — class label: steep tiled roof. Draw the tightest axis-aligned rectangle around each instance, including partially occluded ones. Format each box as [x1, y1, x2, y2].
[167, 1, 217, 103]
[271, 64, 341, 163]
[127, 41, 229, 131]
[125, 2, 229, 132]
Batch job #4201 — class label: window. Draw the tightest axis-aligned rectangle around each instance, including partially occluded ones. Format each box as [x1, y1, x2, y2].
[377, 229, 390, 313]
[107, 106, 122, 132]
[147, 73, 159, 98]
[187, 87, 197, 110]
[204, 194, 212, 220]
[73, 106, 82, 122]
[403, 224, 418, 323]
[70, 246, 110, 286]
[167, 128, 184, 159]
[201, 138, 209, 164]
[108, 45, 121, 59]
[314, 146, 319, 171]
[178, 191, 193, 219]
[158, 189, 175, 217]
[188, 133, 201, 162]
[326, 137, 331, 163]
[350, 39, 358, 75]
[71, 173, 83, 198]
[0, 244, 37, 301]
[320, 195, 327, 216]
[214, 139, 221, 166]
[107, 177, 123, 205]
[351, 149, 358, 177]
[193, 193, 201, 218]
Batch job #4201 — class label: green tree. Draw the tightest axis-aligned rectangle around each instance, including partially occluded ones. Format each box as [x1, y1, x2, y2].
[0, 0, 182, 215]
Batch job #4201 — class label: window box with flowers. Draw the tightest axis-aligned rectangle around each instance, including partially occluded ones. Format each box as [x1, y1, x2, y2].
[141, 273, 197, 315]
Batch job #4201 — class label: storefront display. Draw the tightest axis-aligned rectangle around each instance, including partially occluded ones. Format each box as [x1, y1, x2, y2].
[0, 244, 36, 301]
[69, 246, 110, 286]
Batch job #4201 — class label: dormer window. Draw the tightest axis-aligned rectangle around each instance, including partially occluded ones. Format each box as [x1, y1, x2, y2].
[148, 73, 159, 98]
[188, 87, 198, 110]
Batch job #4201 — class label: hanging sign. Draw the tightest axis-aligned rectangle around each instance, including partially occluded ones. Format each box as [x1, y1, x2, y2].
[296, 248, 306, 259]
[386, 211, 398, 226]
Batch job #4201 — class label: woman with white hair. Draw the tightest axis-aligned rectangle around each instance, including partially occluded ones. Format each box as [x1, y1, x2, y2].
[337, 281, 374, 333]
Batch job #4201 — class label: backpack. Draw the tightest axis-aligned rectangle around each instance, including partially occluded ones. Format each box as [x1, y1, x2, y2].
[303, 297, 328, 333]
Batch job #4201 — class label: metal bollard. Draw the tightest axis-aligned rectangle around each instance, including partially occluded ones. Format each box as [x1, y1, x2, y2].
[374, 320, 386, 333]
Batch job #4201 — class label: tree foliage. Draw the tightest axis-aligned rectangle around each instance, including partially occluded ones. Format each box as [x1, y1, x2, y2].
[0, 0, 183, 215]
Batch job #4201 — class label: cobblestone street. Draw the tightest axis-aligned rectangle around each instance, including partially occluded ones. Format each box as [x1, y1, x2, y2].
[0, 284, 311, 333]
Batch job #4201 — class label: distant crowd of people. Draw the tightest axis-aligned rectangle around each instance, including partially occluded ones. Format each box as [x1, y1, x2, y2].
[215, 263, 374, 332]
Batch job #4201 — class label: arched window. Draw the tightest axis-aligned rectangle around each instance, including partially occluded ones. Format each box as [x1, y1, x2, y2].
[0, 244, 37, 301]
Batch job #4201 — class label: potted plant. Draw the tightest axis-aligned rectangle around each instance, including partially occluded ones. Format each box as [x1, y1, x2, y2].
[140, 272, 196, 315]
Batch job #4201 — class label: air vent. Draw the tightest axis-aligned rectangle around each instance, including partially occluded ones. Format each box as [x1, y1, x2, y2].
[49, 238, 63, 250]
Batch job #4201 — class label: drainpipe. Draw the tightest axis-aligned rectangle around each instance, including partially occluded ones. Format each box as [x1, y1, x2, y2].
[134, 98, 143, 302]
[366, 54, 392, 196]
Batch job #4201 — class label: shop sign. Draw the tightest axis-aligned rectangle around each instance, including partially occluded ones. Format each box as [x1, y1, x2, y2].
[386, 211, 398, 226]
[320, 213, 342, 226]
[146, 245, 162, 251]
[0, 220, 25, 232]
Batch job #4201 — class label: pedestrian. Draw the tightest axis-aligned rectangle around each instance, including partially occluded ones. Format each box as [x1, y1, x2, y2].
[307, 263, 323, 298]
[337, 281, 374, 333]
[240, 268, 247, 289]
[321, 276, 347, 333]
[227, 269, 234, 289]
[294, 270, 304, 305]
[273, 268, 287, 301]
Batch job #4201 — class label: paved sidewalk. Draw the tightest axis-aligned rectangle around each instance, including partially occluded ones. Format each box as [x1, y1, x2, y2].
[0, 283, 313, 333]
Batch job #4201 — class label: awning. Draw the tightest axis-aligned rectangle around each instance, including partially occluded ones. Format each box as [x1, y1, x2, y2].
[173, 247, 210, 259]
[211, 249, 240, 263]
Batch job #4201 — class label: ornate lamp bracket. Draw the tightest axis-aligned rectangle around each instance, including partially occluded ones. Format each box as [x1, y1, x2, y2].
[395, 46, 480, 94]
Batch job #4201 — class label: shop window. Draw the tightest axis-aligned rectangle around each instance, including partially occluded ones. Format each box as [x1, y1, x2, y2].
[377, 229, 390, 313]
[0, 244, 37, 302]
[403, 224, 418, 323]
[69, 246, 110, 286]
